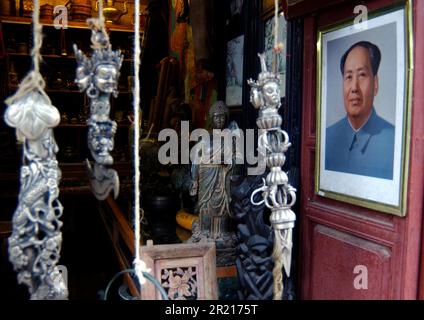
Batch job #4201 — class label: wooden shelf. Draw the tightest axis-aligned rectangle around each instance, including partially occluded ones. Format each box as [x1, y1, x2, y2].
[8, 86, 81, 93]
[61, 185, 91, 195]
[0, 16, 137, 204]
[6, 52, 134, 62]
[0, 16, 140, 33]
[57, 123, 130, 128]
[59, 161, 132, 175]
[8, 86, 131, 95]
[9, 86, 132, 94]
[58, 124, 87, 128]
[7, 52, 77, 60]
[47, 89, 81, 93]
[0, 221, 12, 237]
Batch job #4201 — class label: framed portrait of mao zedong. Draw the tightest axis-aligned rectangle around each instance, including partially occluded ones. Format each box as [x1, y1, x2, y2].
[315, 2, 413, 216]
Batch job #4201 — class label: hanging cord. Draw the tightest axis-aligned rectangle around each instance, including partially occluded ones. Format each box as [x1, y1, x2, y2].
[32, 0, 42, 74]
[101, 0, 167, 300]
[272, 0, 279, 73]
[6, 0, 50, 108]
[271, 0, 286, 301]
[272, 230, 284, 300]
[97, 0, 110, 44]
[132, 0, 150, 290]
[98, 0, 104, 22]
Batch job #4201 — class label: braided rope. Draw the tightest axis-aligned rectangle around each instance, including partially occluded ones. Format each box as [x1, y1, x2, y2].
[6, 0, 50, 108]
[132, 0, 146, 289]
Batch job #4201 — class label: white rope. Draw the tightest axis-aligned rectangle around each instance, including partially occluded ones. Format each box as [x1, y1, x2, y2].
[272, 229, 284, 300]
[272, 0, 285, 300]
[132, 0, 149, 289]
[272, 0, 279, 73]
[32, 0, 42, 73]
[274, 0, 279, 50]
[98, 0, 104, 22]
[87, 0, 110, 49]
[6, 0, 49, 107]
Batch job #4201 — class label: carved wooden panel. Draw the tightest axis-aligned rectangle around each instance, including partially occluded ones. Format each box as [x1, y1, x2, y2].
[140, 242, 218, 300]
[156, 258, 203, 300]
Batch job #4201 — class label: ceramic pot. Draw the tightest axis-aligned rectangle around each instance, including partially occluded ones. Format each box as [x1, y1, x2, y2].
[66, 0, 92, 21]
[143, 194, 181, 244]
[40, 4, 54, 20]
[0, 1, 16, 16]
[144, 194, 180, 226]
[96, 0, 128, 24]
[144, 194, 180, 217]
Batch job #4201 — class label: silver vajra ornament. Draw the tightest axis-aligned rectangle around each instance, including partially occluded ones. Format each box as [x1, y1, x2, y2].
[74, 19, 123, 200]
[248, 53, 296, 299]
[4, 83, 68, 299]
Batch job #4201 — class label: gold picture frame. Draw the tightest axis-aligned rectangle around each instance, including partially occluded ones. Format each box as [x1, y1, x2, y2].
[315, 1, 413, 216]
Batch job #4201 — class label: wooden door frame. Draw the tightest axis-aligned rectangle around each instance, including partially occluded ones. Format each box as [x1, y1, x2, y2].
[416, 0, 424, 299]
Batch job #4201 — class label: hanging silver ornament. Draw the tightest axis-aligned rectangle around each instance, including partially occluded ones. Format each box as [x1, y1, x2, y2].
[248, 52, 296, 300]
[5, 76, 68, 299]
[74, 18, 123, 200]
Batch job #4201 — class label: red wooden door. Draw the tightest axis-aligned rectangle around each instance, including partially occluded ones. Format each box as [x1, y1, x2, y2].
[299, 0, 424, 299]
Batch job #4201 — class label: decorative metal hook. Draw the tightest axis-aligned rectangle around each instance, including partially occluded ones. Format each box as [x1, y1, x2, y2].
[250, 178, 268, 206]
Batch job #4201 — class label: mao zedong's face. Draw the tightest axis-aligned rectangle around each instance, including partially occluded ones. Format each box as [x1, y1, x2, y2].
[343, 46, 379, 129]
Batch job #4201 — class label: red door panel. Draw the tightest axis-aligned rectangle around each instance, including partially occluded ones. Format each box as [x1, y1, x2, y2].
[310, 224, 392, 300]
[299, 0, 424, 300]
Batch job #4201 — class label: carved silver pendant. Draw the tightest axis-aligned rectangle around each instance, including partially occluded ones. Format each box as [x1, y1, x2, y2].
[74, 19, 123, 200]
[248, 53, 296, 299]
[5, 86, 68, 300]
